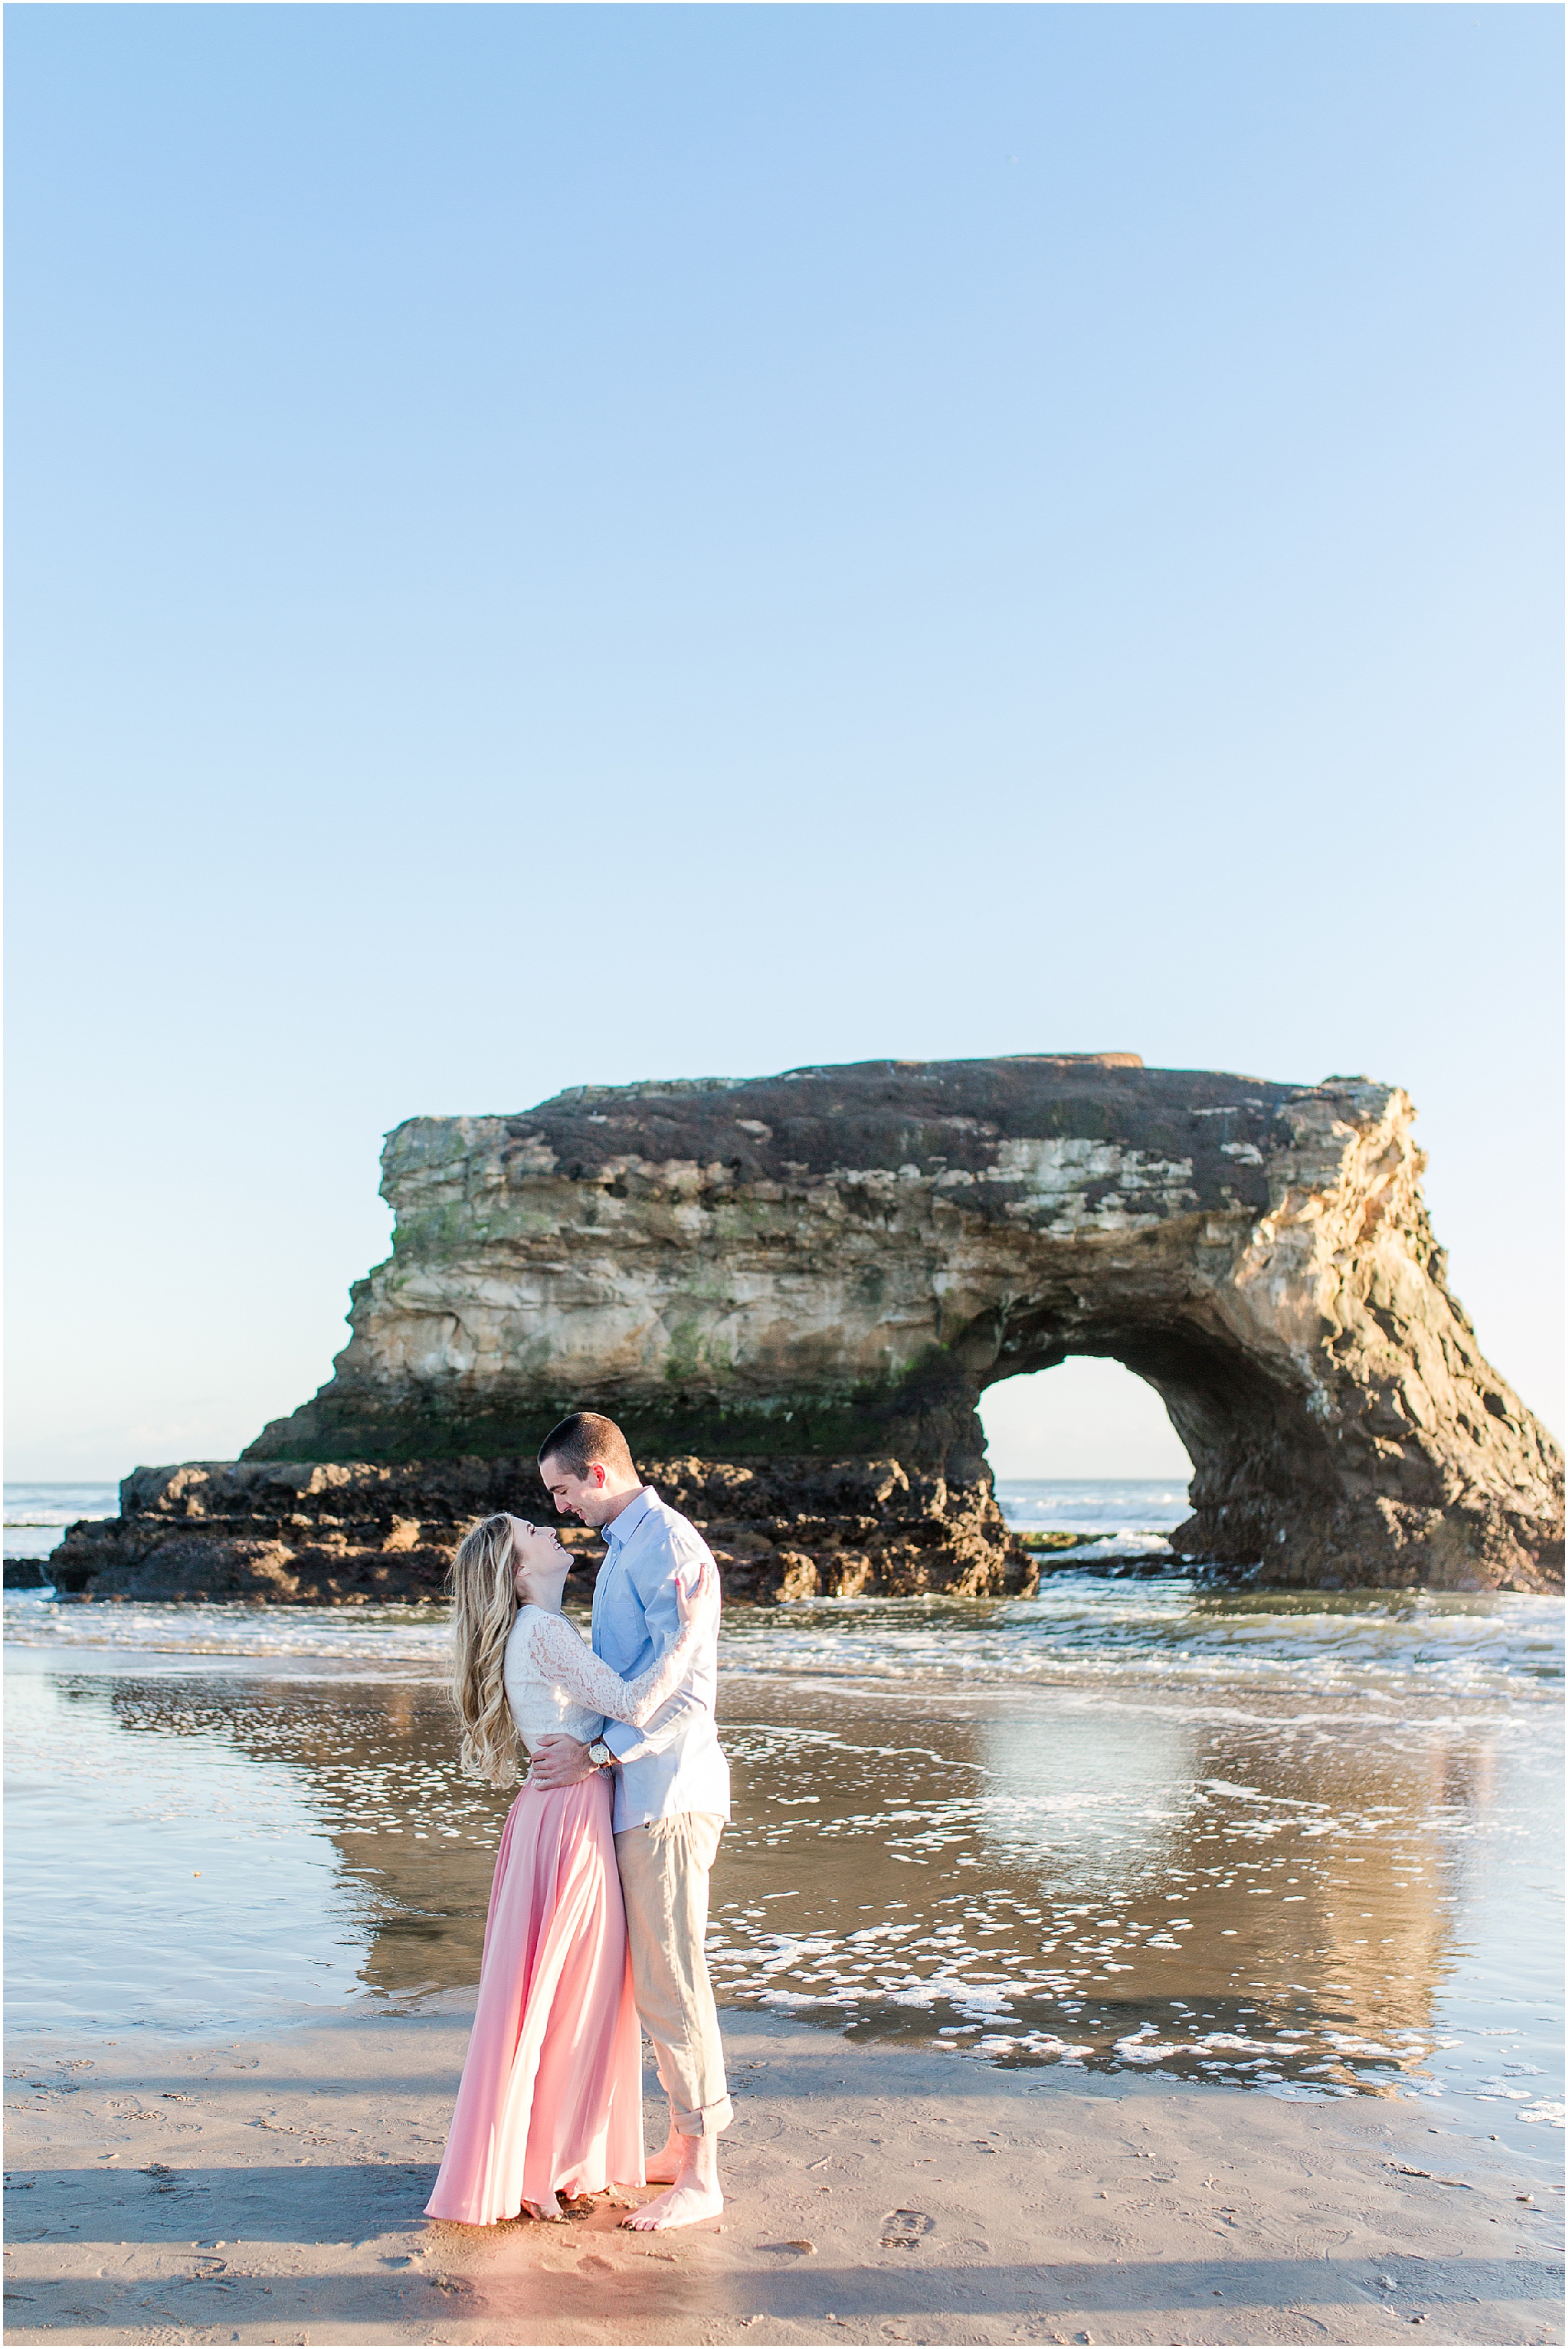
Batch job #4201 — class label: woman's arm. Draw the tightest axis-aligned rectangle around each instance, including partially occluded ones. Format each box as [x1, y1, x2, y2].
[523, 1560, 717, 1726]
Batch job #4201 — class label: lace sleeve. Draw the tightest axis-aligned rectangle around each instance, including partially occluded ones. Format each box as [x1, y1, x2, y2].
[524, 1605, 707, 1728]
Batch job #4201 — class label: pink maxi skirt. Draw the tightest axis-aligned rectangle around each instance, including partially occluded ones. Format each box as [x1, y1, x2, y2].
[425, 1774, 645, 2223]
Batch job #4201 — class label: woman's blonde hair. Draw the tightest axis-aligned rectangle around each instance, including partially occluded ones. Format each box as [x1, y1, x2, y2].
[447, 1512, 523, 1786]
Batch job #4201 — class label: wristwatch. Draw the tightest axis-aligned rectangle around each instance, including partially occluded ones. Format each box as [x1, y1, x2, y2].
[587, 1739, 614, 1772]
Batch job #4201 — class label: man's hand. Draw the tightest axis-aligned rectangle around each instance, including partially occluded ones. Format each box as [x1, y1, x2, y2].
[529, 1734, 596, 1789]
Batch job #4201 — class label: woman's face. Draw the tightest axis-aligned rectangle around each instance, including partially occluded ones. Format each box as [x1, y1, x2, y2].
[508, 1516, 571, 1600]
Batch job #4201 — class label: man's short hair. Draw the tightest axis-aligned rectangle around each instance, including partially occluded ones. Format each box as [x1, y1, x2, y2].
[538, 1410, 638, 1483]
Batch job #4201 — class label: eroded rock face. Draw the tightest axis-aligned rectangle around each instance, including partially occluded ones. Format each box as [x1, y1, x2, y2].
[47, 1461, 512, 1604]
[624, 1456, 1036, 1602]
[47, 1455, 1035, 1606]
[231, 1054, 1560, 1593]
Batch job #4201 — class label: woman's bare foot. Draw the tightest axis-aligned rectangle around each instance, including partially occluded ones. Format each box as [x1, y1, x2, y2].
[621, 2131, 722, 2230]
[523, 2195, 565, 2222]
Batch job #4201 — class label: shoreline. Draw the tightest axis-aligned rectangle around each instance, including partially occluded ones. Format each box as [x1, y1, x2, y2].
[1, 1549, 1190, 1599]
[5, 1997, 1562, 2348]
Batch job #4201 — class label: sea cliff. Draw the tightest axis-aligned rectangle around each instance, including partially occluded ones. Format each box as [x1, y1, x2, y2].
[45, 1052, 1564, 1599]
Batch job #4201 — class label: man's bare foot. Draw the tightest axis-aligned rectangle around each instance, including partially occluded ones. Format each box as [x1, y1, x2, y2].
[621, 2130, 723, 2230]
[624, 2179, 723, 2231]
[643, 2130, 684, 2185]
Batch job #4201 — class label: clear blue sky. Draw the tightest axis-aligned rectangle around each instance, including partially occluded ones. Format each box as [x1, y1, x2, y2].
[6, 3, 1562, 1480]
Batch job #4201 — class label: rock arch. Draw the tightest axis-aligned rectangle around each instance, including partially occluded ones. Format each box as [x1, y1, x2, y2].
[243, 1054, 1562, 1592]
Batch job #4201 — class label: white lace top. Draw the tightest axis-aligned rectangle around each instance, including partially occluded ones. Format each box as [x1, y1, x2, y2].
[502, 1602, 707, 1758]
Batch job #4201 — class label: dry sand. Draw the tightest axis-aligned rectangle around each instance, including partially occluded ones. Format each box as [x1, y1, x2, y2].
[4, 1997, 1561, 2348]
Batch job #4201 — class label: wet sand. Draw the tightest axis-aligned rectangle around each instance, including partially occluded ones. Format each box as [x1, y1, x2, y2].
[4, 1997, 1562, 2348]
[9, 1619, 1562, 2122]
[6, 1578, 1562, 2343]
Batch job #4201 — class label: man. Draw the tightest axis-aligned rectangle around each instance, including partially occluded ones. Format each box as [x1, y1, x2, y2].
[529, 1410, 730, 2232]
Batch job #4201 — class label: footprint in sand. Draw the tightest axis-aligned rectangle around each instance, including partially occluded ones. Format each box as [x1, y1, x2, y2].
[880, 2210, 934, 2250]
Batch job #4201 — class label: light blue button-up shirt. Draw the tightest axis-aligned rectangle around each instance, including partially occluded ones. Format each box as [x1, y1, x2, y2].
[590, 1486, 730, 1835]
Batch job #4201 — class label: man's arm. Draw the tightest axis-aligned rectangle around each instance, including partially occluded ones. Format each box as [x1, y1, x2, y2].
[532, 1529, 712, 1789]
[612, 1536, 712, 1753]
[528, 1733, 596, 1788]
[626, 1536, 690, 1657]
[608, 1683, 706, 1763]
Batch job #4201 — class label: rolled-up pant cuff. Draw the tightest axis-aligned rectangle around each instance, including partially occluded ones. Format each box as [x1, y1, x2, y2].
[672, 2095, 733, 2138]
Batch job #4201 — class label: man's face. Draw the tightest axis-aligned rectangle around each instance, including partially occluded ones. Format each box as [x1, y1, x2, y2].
[540, 1455, 617, 1528]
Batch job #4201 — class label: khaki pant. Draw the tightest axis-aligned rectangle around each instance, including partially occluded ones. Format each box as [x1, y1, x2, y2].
[614, 1811, 732, 2138]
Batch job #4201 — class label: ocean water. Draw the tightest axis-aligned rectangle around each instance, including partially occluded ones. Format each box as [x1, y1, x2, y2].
[995, 1476, 1185, 1561]
[4, 1480, 120, 1561]
[4, 1481, 1562, 2173]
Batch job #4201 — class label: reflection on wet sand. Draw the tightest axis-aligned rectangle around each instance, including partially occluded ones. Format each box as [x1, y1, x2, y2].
[5, 1577, 1559, 2145]
[99, 1670, 516, 1999]
[47, 1642, 1545, 2123]
[706, 1675, 1473, 2096]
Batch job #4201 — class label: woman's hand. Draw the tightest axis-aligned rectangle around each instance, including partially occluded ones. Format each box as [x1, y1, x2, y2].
[675, 1554, 720, 1630]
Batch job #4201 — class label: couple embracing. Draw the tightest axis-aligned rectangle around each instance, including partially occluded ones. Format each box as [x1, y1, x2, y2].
[425, 1412, 731, 2234]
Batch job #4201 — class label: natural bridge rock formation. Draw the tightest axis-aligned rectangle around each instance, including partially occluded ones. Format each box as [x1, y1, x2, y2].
[223, 1053, 1562, 1595]
[49, 1055, 1561, 1602]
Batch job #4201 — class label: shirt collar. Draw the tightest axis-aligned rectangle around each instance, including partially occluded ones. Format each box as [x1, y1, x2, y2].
[602, 1486, 653, 1549]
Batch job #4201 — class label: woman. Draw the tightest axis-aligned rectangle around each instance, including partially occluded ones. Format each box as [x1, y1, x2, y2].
[425, 1511, 717, 2226]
